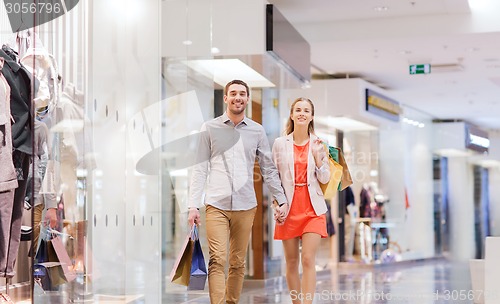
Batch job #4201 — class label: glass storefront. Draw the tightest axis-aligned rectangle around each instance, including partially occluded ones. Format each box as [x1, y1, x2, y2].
[2, 0, 163, 302]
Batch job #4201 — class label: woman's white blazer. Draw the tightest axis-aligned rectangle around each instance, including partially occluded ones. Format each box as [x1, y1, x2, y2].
[271, 134, 330, 215]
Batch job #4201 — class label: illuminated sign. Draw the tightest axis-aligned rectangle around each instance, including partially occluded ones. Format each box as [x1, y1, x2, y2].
[409, 64, 431, 75]
[365, 89, 401, 122]
[466, 124, 489, 153]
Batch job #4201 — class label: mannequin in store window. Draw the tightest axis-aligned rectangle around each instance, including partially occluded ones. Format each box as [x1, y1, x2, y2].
[0, 57, 19, 279]
[272, 97, 330, 304]
[0, 44, 35, 279]
[344, 186, 357, 261]
[27, 119, 58, 249]
[359, 183, 372, 218]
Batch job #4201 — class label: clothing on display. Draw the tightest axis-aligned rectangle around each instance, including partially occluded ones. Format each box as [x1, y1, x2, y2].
[0, 57, 20, 278]
[0, 57, 18, 193]
[343, 186, 356, 259]
[0, 44, 35, 278]
[359, 184, 372, 218]
[0, 45, 34, 156]
[20, 47, 61, 118]
[0, 35, 71, 281]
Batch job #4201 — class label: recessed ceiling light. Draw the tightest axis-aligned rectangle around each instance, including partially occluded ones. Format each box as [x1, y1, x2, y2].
[182, 40, 193, 45]
[183, 59, 275, 88]
[373, 6, 389, 12]
[211, 47, 220, 54]
[316, 117, 377, 131]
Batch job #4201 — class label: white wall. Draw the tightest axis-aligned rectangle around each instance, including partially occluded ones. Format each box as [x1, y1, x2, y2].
[489, 168, 500, 236]
[90, 0, 162, 301]
[487, 131, 500, 236]
[447, 157, 476, 260]
[380, 106, 434, 259]
[162, 0, 266, 58]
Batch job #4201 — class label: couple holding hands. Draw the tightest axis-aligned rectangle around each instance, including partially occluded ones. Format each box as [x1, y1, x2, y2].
[188, 80, 330, 304]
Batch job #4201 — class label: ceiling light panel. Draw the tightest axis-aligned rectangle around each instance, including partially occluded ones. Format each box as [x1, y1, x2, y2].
[184, 59, 275, 88]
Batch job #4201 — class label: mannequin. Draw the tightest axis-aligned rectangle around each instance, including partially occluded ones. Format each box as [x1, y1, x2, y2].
[0, 57, 19, 279]
[344, 186, 357, 260]
[0, 45, 34, 279]
[359, 183, 372, 218]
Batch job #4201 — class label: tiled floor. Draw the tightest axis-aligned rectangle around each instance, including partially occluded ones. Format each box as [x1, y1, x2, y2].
[165, 259, 480, 303]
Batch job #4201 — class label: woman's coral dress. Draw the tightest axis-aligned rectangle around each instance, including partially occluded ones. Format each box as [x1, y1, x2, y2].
[274, 142, 327, 240]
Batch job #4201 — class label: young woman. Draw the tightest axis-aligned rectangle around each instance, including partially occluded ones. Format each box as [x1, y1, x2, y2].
[272, 97, 330, 304]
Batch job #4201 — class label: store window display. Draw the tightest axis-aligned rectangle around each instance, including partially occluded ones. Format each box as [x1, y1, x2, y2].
[355, 182, 392, 262]
[0, 57, 19, 283]
[19, 38, 63, 248]
[26, 119, 57, 247]
[0, 41, 34, 282]
[0, 27, 90, 299]
[343, 186, 357, 261]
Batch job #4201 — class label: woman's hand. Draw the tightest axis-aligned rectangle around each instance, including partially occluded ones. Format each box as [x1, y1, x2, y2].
[273, 202, 289, 224]
[312, 139, 327, 167]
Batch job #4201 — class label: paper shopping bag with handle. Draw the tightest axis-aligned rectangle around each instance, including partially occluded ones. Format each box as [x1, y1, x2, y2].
[188, 226, 207, 290]
[319, 144, 344, 200]
[50, 235, 77, 282]
[320, 144, 353, 199]
[170, 227, 195, 286]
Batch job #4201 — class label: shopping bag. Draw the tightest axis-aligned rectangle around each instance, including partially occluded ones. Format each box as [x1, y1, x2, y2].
[0, 292, 15, 303]
[320, 144, 353, 199]
[335, 146, 353, 191]
[50, 235, 77, 282]
[319, 145, 343, 200]
[34, 233, 58, 264]
[188, 235, 207, 290]
[169, 227, 195, 286]
[325, 203, 335, 237]
[33, 262, 66, 291]
[33, 227, 76, 290]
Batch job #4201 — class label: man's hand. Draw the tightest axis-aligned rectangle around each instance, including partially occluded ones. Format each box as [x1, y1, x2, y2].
[188, 208, 201, 226]
[45, 208, 58, 228]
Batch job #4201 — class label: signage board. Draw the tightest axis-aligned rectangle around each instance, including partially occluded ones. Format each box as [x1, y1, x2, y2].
[466, 124, 489, 153]
[409, 64, 431, 75]
[365, 89, 401, 122]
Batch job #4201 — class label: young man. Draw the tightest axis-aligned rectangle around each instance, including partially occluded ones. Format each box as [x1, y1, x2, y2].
[188, 80, 288, 304]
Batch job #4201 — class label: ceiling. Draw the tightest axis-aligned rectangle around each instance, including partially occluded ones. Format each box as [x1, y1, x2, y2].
[268, 0, 500, 130]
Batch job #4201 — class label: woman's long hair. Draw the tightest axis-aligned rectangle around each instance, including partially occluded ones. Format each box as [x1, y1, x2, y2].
[285, 97, 315, 135]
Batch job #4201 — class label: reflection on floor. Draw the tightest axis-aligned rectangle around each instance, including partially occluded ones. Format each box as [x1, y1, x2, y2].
[164, 259, 476, 304]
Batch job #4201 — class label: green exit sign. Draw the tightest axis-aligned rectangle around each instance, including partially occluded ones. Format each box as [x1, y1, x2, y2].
[409, 64, 431, 75]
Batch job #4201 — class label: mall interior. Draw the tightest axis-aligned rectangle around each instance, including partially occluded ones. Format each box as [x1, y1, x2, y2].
[1, 0, 500, 303]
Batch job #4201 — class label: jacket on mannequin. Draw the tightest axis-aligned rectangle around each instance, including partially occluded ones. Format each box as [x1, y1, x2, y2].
[0, 45, 35, 278]
[0, 57, 18, 192]
[0, 45, 35, 155]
